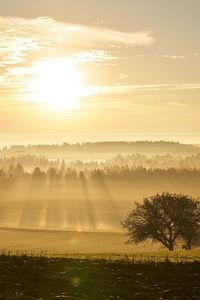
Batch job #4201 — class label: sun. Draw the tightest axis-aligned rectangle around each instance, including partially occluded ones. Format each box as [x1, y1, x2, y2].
[27, 58, 82, 110]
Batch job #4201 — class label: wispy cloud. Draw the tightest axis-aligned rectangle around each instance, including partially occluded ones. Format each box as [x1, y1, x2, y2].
[0, 16, 154, 66]
[75, 83, 200, 113]
[138, 54, 187, 59]
[119, 74, 128, 80]
[193, 53, 200, 57]
[73, 50, 118, 63]
[90, 83, 200, 95]
[0, 16, 154, 101]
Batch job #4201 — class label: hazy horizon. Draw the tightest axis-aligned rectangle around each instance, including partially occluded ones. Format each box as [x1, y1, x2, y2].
[1, 132, 200, 147]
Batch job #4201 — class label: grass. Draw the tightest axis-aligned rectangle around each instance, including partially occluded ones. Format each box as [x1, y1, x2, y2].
[2, 248, 200, 263]
[0, 251, 200, 299]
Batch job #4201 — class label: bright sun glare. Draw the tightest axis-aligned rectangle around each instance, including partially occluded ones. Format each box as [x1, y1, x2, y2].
[27, 58, 82, 110]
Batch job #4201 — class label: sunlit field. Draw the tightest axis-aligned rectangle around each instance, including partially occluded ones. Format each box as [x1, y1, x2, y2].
[1, 227, 200, 260]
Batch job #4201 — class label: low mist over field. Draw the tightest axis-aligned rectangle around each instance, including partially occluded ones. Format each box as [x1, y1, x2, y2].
[0, 141, 200, 233]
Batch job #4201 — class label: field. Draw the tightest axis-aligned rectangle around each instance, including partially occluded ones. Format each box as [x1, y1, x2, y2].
[0, 253, 200, 300]
[0, 227, 132, 254]
[0, 227, 168, 254]
[1, 227, 200, 299]
[1, 227, 200, 261]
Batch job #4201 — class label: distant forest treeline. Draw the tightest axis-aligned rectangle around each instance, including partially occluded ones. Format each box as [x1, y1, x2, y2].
[1, 141, 200, 158]
[1, 164, 200, 195]
[1, 153, 200, 172]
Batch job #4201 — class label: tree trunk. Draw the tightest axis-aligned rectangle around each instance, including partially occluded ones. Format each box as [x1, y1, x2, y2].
[186, 240, 191, 250]
[168, 242, 174, 251]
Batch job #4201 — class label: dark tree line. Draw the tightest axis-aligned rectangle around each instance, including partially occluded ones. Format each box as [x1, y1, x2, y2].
[1, 164, 200, 188]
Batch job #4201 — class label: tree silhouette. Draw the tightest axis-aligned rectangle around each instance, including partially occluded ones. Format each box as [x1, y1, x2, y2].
[122, 193, 200, 251]
[181, 204, 200, 250]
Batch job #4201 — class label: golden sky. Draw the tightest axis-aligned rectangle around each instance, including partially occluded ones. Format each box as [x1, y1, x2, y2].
[0, 0, 200, 143]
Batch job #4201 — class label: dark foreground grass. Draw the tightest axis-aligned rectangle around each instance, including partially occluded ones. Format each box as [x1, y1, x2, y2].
[0, 254, 200, 300]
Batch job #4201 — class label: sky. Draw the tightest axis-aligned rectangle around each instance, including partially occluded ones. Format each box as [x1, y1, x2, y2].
[0, 0, 200, 144]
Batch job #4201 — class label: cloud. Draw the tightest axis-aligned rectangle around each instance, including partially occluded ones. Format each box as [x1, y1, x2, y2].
[73, 50, 118, 63]
[166, 101, 187, 108]
[80, 27, 154, 46]
[0, 16, 154, 66]
[119, 74, 128, 80]
[193, 53, 200, 57]
[138, 54, 187, 59]
[95, 83, 200, 94]
[162, 55, 186, 59]
[0, 16, 154, 100]
[74, 83, 200, 113]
